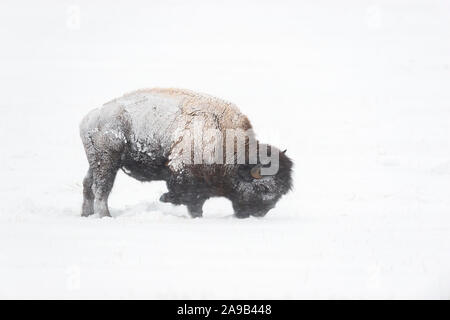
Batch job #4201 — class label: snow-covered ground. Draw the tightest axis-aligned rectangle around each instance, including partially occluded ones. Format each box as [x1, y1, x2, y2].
[1, 0, 449, 299]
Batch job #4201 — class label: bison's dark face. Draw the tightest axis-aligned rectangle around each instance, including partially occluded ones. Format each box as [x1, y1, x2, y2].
[231, 148, 293, 218]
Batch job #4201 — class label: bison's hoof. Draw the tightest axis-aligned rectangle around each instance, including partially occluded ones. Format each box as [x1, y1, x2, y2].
[189, 212, 203, 218]
[160, 192, 182, 205]
[99, 212, 112, 218]
[159, 192, 172, 203]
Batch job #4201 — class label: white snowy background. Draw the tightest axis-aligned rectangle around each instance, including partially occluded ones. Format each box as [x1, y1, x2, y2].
[0, 0, 449, 299]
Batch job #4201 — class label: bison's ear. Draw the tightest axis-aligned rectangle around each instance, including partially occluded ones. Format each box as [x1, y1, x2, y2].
[250, 166, 262, 179]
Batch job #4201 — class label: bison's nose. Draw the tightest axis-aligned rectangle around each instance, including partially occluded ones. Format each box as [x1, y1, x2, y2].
[234, 211, 251, 219]
[251, 210, 268, 218]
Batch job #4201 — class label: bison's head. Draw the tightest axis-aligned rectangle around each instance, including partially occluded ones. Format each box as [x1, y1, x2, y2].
[230, 145, 293, 218]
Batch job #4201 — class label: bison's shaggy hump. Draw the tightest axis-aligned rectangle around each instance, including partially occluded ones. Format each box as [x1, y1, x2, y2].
[124, 88, 252, 130]
[113, 88, 255, 172]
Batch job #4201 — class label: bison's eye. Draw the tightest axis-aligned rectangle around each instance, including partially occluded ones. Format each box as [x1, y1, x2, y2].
[237, 165, 252, 181]
[250, 166, 262, 179]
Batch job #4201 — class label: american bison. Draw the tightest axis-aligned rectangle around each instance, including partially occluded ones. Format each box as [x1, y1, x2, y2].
[80, 88, 293, 218]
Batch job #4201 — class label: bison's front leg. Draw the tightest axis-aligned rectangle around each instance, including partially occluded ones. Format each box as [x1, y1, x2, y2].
[186, 199, 206, 218]
[160, 191, 205, 218]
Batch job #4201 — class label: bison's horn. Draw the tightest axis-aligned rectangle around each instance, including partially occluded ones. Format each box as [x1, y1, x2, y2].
[282, 149, 287, 154]
[250, 166, 262, 179]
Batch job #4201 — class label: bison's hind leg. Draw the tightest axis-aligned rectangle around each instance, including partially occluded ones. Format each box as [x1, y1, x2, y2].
[92, 162, 119, 218]
[82, 163, 119, 218]
[81, 134, 122, 218]
[81, 168, 94, 217]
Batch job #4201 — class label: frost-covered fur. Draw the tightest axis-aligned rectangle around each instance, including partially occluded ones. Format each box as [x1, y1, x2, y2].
[80, 88, 293, 218]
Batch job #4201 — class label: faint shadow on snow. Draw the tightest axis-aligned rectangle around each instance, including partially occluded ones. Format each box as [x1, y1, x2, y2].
[111, 201, 188, 219]
[110, 200, 236, 220]
[431, 160, 450, 175]
[5, 196, 281, 223]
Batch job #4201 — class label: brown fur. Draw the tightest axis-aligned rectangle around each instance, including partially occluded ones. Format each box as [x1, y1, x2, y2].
[121, 88, 255, 173]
